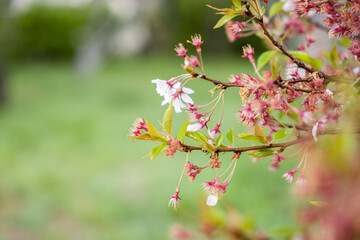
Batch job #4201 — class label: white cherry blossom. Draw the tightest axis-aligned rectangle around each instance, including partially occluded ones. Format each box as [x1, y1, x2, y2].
[152, 79, 194, 113]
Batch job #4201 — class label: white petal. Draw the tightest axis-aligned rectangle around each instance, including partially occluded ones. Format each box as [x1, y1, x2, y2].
[303, 112, 313, 125]
[173, 82, 181, 90]
[173, 98, 183, 113]
[152, 79, 170, 96]
[281, 0, 296, 12]
[353, 67, 360, 75]
[181, 94, 193, 104]
[182, 87, 194, 94]
[151, 79, 163, 84]
[206, 195, 218, 206]
[325, 89, 333, 96]
[312, 122, 319, 142]
[187, 123, 202, 132]
[208, 129, 219, 139]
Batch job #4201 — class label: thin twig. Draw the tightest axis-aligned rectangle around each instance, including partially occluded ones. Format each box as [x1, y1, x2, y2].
[191, 73, 244, 88]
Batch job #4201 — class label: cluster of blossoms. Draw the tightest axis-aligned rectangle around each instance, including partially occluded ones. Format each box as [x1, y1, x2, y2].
[291, 0, 360, 59]
[129, 0, 359, 217]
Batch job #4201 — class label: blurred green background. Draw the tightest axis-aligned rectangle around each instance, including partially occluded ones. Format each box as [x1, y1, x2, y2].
[0, 0, 297, 239]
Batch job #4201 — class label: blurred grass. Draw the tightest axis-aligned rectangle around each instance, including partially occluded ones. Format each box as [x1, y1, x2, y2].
[0, 53, 298, 239]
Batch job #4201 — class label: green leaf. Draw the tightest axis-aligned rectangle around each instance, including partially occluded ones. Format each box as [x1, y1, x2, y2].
[329, 44, 339, 67]
[201, 143, 215, 153]
[254, 123, 266, 139]
[337, 37, 351, 47]
[129, 133, 154, 141]
[145, 120, 164, 141]
[235, 133, 267, 144]
[288, 108, 300, 121]
[273, 128, 294, 141]
[145, 142, 168, 160]
[248, 149, 274, 158]
[269, 1, 285, 16]
[177, 118, 189, 142]
[290, 51, 322, 71]
[186, 132, 208, 144]
[270, 58, 279, 78]
[270, 226, 300, 237]
[226, 128, 234, 145]
[257, 50, 275, 70]
[308, 201, 330, 208]
[342, 58, 350, 68]
[162, 100, 173, 135]
[232, 0, 242, 9]
[214, 14, 237, 29]
[215, 133, 223, 147]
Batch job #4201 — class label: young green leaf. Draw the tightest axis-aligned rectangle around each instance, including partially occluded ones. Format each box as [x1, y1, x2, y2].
[226, 128, 234, 145]
[254, 123, 268, 144]
[307, 200, 330, 208]
[290, 51, 322, 71]
[269, 1, 285, 16]
[145, 119, 164, 141]
[329, 44, 339, 68]
[248, 149, 274, 158]
[337, 37, 351, 47]
[177, 118, 189, 142]
[236, 133, 267, 144]
[145, 142, 168, 160]
[162, 100, 173, 135]
[215, 133, 223, 147]
[342, 58, 350, 68]
[273, 128, 294, 141]
[129, 133, 154, 141]
[186, 132, 208, 144]
[232, 0, 242, 9]
[201, 143, 215, 153]
[214, 14, 237, 29]
[254, 123, 266, 139]
[270, 226, 300, 237]
[257, 50, 276, 70]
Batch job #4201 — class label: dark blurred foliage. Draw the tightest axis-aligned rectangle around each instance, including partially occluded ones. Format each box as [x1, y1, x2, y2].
[0, 1, 266, 62]
[154, 0, 266, 55]
[0, 4, 110, 61]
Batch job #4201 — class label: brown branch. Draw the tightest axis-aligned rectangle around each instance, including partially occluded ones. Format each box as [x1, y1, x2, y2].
[244, 3, 316, 74]
[255, 17, 316, 74]
[191, 73, 244, 88]
[286, 76, 314, 84]
[275, 79, 321, 93]
[191, 72, 324, 94]
[181, 135, 312, 153]
[180, 129, 360, 154]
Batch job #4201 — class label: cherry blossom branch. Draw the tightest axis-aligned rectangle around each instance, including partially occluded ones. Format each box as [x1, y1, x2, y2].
[180, 135, 312, 153]
[244, 3, 317, 75]
[180, 129, 360, 154]
[255, 17, 316, 74]
[191, 72, 325, 93]
[286, 76, 314, 84]
[191, 73, 244, 88]
[275, 81, 315, 93]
